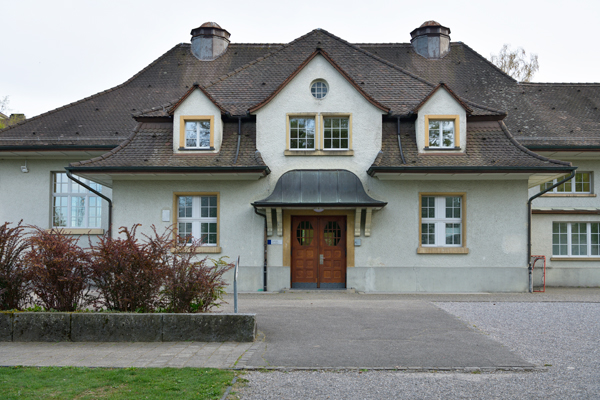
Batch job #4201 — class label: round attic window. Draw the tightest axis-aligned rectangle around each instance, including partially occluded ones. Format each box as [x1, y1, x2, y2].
[310, 80, 328, 99]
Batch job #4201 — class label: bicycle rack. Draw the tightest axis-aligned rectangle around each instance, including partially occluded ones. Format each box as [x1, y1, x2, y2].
[531, 255, 546, 293]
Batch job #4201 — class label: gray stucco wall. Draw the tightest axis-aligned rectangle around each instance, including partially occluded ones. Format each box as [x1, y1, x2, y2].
[0, 158, 111, 242]
[111, 177, 530, 293]
[528, 158, 600, 287]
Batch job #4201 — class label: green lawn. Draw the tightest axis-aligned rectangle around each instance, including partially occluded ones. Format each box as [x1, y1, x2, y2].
[0, 366, 235, 399]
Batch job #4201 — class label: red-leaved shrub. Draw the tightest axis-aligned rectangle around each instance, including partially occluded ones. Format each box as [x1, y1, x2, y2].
[89, 225, 171, 312]
[162, 241, 233, 313]
[25, 227, 91, 311]
[0, 221, 30, 310]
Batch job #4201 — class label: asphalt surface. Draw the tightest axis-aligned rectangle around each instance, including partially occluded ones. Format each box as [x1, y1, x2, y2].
[234, 298, 531, 368]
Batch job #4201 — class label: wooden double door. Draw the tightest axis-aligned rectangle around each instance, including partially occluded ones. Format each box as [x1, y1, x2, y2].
[291, 216, 346, 289]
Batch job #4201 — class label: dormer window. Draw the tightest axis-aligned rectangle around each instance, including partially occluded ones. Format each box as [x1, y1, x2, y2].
[179, 116, 215, 150]
[424, 115, 460, 149]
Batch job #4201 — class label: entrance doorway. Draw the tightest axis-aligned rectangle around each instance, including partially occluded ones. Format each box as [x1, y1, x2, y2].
[291, 216, 347, 289]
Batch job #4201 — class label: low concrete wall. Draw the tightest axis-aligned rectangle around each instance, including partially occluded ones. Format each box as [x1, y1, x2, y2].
[0, 312, 256, 342]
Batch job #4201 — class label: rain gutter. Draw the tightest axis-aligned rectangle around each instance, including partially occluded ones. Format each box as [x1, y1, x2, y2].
[526, 169, 576, 293]
[397, 117, 406, 165]
[253, 207, 268, 292]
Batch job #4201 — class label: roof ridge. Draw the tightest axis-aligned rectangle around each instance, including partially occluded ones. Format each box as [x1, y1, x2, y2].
[69, 123, 142, 168]
[498, 121, 572, 167]
[317, 29, 436, 88]
[0, 44, 185, 136]
[204, 30, 322, 89]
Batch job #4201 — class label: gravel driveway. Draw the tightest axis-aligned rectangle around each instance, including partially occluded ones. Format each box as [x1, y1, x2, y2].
[235, 301, 600, 399]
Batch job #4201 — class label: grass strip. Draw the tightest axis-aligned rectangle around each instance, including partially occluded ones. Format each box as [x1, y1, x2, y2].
[0, 366, 235, 399]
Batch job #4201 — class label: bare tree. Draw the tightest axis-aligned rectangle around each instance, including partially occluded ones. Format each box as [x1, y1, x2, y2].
[0, 96, 10, 115]
[490, 44, 539, 82]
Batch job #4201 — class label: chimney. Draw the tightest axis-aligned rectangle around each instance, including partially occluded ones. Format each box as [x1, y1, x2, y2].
[410, 21, 451, 59]
[190, 22, 231, 61]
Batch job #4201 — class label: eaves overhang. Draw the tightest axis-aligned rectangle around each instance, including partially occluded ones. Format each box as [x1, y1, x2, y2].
[367, 165, 577, 176]
[66, 165, 271, 175]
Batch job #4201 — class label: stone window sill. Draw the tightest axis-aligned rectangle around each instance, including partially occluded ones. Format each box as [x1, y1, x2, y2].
[550, 257, 600, 261]
[417, 247, 469, 254]
[541, 193, 596, 197]
[284, 150, 354, 156]
[47, 228, 104, 235]
[171, 246, 222, 254]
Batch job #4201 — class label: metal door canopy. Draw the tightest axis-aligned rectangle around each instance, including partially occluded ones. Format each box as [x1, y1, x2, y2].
[252, 169, 387, 208]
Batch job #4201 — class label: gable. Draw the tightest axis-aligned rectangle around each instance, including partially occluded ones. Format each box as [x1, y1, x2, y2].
[253, 54, 387, 177]
[172, 88, 223, 153]
[415, 87, 467, 153]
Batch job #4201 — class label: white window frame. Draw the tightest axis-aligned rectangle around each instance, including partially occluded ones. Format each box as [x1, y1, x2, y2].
[176, 194, 219, 247]
[424, 115, 460, 149]
[541, 172, 592, 194]
[323, 116, 350, 150]
[420, 195, 464, 248]
[552, 222, 600, 257]
[52, 172, 102, 229]
[178, 116, 214, 150]
[310, 80, 328, 99]
[288, 115, 316, 150]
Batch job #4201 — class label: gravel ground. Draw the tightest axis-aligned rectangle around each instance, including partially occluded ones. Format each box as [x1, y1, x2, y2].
[235, 302, 600, 399]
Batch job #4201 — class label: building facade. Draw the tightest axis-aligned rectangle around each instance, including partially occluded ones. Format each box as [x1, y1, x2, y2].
[1, 21, 598, 292]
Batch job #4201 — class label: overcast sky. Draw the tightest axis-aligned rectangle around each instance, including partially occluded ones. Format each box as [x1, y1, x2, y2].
[1, 0, 599, 118]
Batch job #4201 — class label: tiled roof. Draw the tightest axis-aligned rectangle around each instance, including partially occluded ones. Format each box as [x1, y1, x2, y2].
[369, 120, 572, 173]
[205, 29, 436, 116]
[68, 120, 268, 172]
[359, 43, 600, 148]
[0, 43, 283, 149]
[3, 29, 598, 153]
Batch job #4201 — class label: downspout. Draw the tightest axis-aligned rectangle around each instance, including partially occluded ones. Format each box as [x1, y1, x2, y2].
[234, 116, 242, 165]
[397, 117, 406, 164]
[254, 207, 268, 292]
[66, 170, 112, 237]
[527, 170, 576, 292]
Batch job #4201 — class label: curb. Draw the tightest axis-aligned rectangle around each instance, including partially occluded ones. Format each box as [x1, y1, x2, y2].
[232, 366, 546, 372]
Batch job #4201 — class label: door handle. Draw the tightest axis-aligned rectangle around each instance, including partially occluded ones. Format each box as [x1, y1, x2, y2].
[319, 254, 324, 264]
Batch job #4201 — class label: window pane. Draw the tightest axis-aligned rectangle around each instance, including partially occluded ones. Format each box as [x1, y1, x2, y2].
[70, 197, 86, 228]
[445, 223, 461, 245]
[591, 223, 600, 256]
[442, 121, 454, 147]
[53, 197, 67, 227]
[428, 121, 440, 147]
[422, 223, 435, 245]
[552, 222, 568, 256]
[198, 121, 211, 148]
[422, 196, 435, 218]
[571, 223, 587, 256]
[178, 222, 192, 244]
[185, 122, 197, 147]
[179, 196, 193, 218]
[445, 196, 461, 218]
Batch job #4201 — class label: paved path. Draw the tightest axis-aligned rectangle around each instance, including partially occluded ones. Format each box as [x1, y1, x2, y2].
[1, 288, 599, 370]
[0, 341, 253, 368]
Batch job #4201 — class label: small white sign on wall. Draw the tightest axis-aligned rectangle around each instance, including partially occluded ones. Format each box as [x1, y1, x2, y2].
[162, 209, 171, 222]
[268, 239, 283, 245]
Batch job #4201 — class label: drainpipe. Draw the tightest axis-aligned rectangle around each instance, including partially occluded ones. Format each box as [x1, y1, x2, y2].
[527, 170, 576, 292]
[253, 207, 268, 292]
[397, 117, 406, 164]
[234, 116, 242, 165]
[66, 170, 112, 237]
